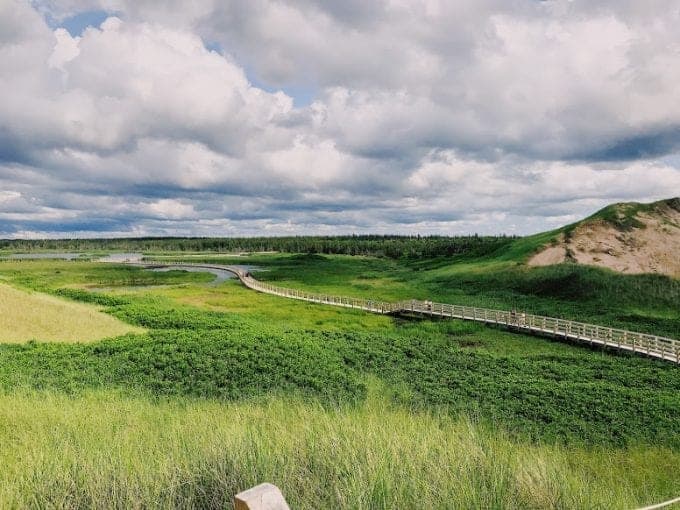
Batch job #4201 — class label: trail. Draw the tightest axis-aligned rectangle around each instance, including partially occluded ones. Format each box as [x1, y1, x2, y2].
[133, 261, 680, 365]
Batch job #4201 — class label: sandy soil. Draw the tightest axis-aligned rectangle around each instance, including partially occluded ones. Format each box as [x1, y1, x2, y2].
[529, 204, 680, 277]
[528, 242, 568, 266]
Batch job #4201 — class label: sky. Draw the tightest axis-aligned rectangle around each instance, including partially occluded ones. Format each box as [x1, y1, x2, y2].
[1, 0, 679, 238]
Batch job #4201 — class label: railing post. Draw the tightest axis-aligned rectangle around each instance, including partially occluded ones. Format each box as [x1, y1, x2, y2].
[234, 483, 290, 510]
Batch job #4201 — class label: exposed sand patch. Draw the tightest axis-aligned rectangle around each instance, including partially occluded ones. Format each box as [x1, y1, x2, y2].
[529, 204, 680, 277]
[528, 241, 568, 266]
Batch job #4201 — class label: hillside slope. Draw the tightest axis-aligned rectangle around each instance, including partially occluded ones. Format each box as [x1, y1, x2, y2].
[529, 198, 680, 277]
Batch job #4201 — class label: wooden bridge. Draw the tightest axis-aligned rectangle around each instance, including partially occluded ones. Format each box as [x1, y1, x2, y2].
[135, 261, 680, 364]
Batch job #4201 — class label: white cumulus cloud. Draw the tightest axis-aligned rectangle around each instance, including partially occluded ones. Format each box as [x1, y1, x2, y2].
[0, 0, 678, 237]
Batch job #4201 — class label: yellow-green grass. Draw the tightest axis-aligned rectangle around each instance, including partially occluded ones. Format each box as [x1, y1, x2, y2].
[1, 386, 677, 509]
[131, 281, 584, 356]
[152, 280, 395, 332]
[0, 284, 143, 343]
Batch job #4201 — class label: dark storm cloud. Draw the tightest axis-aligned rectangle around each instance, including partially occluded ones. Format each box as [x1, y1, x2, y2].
[582, 127, 680, 162]
[8, 217, 130, 233]
[0, 131, 32, 165]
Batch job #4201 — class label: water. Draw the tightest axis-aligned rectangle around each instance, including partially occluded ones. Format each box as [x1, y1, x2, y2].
[148, 264, 262, 285]
[98, 253, 144, 263]
[149, 265, 237, 284]
[0, 251, 261, 286]
[0, 252, 147, 262]
[228, 264, 262, 273]
[0, 252, 84, 260]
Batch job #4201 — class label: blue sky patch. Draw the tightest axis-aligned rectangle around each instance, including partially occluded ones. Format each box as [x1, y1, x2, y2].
[58, 10, 112, 36]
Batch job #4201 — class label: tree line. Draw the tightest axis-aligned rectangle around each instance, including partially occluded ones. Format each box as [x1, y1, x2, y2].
[0, 235, 516, 259]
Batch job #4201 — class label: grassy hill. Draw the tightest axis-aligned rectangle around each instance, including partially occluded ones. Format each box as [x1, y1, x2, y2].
[578, 197, 680, 232]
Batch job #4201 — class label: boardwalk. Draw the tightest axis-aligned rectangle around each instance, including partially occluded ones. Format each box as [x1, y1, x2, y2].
[135, 261, 680, 364]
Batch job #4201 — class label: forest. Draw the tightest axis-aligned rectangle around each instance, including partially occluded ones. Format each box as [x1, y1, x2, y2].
[0, 234, 515, 259]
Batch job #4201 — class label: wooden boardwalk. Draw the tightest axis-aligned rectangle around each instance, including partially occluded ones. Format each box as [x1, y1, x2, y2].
[136, 261, 680, 364]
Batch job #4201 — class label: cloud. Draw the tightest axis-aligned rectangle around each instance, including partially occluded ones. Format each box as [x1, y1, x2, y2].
[197, 0, 680, 162]
[0, 0, 679, 238]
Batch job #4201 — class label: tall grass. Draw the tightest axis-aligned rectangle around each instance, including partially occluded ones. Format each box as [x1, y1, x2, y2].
[0, 283, 142, 343]
[1, 388, 677, 509]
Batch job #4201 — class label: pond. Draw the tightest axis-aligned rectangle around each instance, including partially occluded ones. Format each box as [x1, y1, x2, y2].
[98, 253, 144, 263]
[147, 264, 262, 285]
[0, 252, 84, 260]
[148, 265, 236, 284]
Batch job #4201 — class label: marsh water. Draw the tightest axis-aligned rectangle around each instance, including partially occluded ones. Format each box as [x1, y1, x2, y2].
[0, 252, 84, 260]
[98, 253, 144, 263]
[1, 251, 261, 286]
[149, 264, 261, 284]
[149, 265, 236, 284]
[0, 252, 145, 262]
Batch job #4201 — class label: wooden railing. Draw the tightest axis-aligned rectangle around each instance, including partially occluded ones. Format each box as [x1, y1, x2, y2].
[134, 261, 680, 364]
[231, 481, 680, 510]
[391, 300, 680, 363]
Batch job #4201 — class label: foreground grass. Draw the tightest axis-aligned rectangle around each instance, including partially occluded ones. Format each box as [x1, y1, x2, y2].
[0, 259, 679, 508]
[1, 389, 678, 510]
[0, 283, 142, 343]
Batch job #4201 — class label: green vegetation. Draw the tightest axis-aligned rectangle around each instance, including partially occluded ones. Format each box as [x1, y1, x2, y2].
[0, 234, 514, 259]
[424, 263, 680, 339]
[2, 389, 678, 510]
[201, 252, 679, 338]
[585, 202, 647, 231]
[2, 288, 678, 447]
[0, 259, 214, 292]
[546, 196, 680, 237]
[0, 244, 678, 508]
[578, 197, 680, 232]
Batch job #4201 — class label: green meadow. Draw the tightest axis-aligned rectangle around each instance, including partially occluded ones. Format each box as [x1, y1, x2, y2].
[0, 253, 678, 508]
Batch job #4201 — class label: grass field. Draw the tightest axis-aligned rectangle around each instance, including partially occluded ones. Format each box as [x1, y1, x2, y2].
[200, 252, 680, 338]
[0, 283, 142, 343]
[1, 388, 677, 509]
[0, 255, 678, 508]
